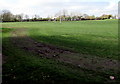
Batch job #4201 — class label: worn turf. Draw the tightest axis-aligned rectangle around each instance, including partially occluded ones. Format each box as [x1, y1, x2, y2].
[2, 20, 119, 83]
[2, 20, 118, 59]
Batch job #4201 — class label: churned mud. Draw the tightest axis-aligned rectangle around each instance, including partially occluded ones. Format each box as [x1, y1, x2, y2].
[10, 28, 120, 72]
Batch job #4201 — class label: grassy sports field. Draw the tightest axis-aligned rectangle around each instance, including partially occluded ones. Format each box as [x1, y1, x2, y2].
[2, 20, 119, 83]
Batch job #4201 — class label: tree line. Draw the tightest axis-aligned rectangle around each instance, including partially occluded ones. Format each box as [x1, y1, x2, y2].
[0, 9, 117, 22]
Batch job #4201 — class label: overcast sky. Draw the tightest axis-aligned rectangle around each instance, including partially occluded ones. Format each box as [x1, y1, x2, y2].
[0, 0, 119, 18]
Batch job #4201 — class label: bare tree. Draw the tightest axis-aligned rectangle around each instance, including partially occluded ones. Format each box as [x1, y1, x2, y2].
[0, 10, 2, 22]
[34, 14, 39, 19]
[25, 15, 29, 19]
[55, 11, 62, 23]
[14, 14, 23, 22]
[62, 9, 68, 19]
[24, 14, 30, 21]
[19, 13, 24, 21]
[2, 10, 13, 22]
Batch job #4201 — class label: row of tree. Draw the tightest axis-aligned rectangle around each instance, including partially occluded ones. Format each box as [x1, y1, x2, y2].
[53, 10, 116, 21]
[0, 10, 117, 22]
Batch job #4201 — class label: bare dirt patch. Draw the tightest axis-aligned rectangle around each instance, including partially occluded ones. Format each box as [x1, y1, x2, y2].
[10, 28, 120, 73]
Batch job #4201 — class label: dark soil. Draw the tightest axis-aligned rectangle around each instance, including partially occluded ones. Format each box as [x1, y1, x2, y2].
[10, 28, 120, 72]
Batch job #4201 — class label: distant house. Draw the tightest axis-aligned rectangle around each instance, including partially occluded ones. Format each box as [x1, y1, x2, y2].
[115, 15, 118, 19]
[110, 15, 118, 19]
[116, 15, 119, 19]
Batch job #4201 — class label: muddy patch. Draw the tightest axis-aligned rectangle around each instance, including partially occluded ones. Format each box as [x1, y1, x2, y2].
[10, 28, 120, 72]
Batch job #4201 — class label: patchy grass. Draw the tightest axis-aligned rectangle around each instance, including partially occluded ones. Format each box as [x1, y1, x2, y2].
[2, 20, 119, 83]
[2, 28, 116, 84]
[28, 20, 118, 59]
[2, 20, 118, 59]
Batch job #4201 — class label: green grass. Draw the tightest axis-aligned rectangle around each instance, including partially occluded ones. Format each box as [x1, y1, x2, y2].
[2, 28, 114, 84]
[2, 20, 118, 59]
[2, 20, 120, 83]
